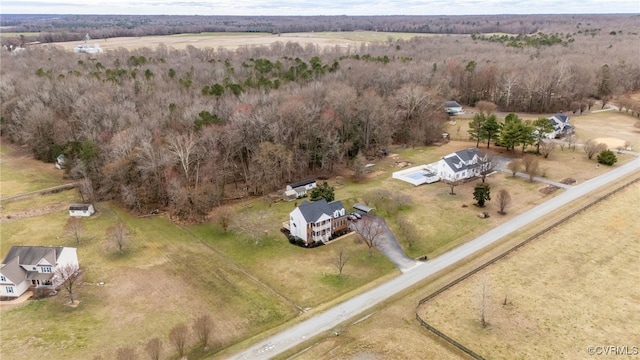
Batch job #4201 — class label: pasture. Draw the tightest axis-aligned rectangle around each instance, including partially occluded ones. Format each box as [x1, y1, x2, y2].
[416, 181, 640, 359]
[46, 31, 436, 52]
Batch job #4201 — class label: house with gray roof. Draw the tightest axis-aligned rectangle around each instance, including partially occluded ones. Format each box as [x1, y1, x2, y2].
[444, 101, 463, 115]
[289, 199, 348, 245]
[0, 246, 79, 299]
[286, 179, 317, 198]
[437, 148, 487, 182]
[546, 113, 572, 138]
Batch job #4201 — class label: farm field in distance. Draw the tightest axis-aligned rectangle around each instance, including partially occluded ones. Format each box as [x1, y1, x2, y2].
[46, 31, 437, 52]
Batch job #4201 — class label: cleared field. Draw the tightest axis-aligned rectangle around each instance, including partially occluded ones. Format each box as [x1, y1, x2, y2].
[0, 145, 396, 360]
[46, 31, 436, 52]
[417, 182, 640, 359]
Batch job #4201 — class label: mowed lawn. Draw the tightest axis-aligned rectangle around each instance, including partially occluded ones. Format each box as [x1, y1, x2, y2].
[417, 182, 640, 359]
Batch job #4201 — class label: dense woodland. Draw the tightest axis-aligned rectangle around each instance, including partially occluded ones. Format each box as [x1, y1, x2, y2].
[1, 14, 639, 222]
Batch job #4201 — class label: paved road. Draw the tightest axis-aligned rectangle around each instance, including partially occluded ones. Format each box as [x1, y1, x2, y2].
[230, 155, 640, 360]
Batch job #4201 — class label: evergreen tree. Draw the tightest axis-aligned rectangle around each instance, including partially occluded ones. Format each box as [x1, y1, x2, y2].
[482, 114, 501, 148]
[468, 113, 487, 148]
[473, 183, 491, 207]
[597, 149, 617, 166]
[310, 181, 335, 202]
[532, 117, 555, 153]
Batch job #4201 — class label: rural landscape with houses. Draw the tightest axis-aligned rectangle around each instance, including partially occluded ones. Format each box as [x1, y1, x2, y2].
[1, 11, 639, 360]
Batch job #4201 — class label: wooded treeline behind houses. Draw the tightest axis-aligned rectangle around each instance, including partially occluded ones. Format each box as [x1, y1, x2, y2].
[1, 14, 639, 221]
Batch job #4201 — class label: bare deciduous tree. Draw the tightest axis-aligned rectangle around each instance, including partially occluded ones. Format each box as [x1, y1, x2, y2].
[166, 131, 200, 185]
[522, 155, 540, 181]
[443, 179, 460, 195]
[476, 152, 496, 183]
[64, 217, 86, 246]
[331, 247, 350, 276]
[352, 151, 368, 179]
[478, 277, 491, 328]
[192, 314, 214, 348]
[216, 206, 233, 233]
[506, 159, 522, 177]
[476, 100, 497, 115]
[169, 323, 189, 358]
[145, 337, 162, 360]
[353, 216, 386, 257]
[232, 210, 271, 245]
[396, 215, 419, 249]
[565, 134, 578, 151]
[496, 189, 511, 215]
[53, 263, 81, 304]
[107, 222, 131, 255]
[584, 139, 607, 160]
[539, 140, 557, 158]
[116, 347, 137, 360]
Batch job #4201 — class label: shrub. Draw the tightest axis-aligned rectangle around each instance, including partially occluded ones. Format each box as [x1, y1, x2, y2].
[597, 149, 617, 166]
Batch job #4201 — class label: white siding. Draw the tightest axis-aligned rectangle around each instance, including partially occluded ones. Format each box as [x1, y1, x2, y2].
[289, 208, 308, 242]
[0, 281, 30, 298]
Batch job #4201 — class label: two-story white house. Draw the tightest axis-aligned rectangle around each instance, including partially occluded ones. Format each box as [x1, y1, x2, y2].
[0, 246, 79, 299]
[437, 148, 487, 182]
[289, 199, 348, 245]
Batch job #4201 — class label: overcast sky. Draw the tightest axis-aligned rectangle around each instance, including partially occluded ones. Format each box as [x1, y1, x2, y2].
[2, 0, 639, 16]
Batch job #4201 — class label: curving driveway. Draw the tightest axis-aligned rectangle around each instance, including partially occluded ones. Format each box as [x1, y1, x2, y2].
[230, 154, 640, 360]
[351, 215, 420, 272]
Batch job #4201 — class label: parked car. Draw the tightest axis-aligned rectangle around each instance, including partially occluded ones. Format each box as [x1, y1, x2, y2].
[351, 212, 362, 219]
[348, 215, 358, 221]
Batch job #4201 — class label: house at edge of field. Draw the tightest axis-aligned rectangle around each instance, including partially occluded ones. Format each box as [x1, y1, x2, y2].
[545, 113, 573, 139]
[285, 179, 317, 198]
[289, 199, 348, 245]
[437, 148, 488, 182]
[0, 246, 79, 299]
[444, 101, 463, 115]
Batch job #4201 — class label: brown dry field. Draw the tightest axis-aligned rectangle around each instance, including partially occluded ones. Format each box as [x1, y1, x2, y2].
[416, 182, 640, 359]
[48, 31, 433, 52]
[282, 174, 640, 360]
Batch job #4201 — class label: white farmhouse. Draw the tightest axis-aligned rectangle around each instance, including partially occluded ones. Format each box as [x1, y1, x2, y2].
[0, 246, 79, 298]
[437, 148, 487, 182]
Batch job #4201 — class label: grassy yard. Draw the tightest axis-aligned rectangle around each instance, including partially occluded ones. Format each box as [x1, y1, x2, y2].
[0, 145, 396, 360]
[1, 106, 637, 359]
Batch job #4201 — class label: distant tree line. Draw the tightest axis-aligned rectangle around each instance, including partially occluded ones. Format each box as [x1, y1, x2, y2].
[2, 14, 638, 47]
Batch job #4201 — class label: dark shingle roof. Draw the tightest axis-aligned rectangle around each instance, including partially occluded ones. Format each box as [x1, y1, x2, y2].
[298, 199, 345, 223]
[443, 148, 479, 173]
[288, 179, 316, 189]
[3, 246, 63, 267]
[552, 114, 569, 123]
[69, 204, 92, 211]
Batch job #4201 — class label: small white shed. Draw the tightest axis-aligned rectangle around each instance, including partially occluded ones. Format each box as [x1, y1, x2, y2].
[69, 204, 95, 217]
